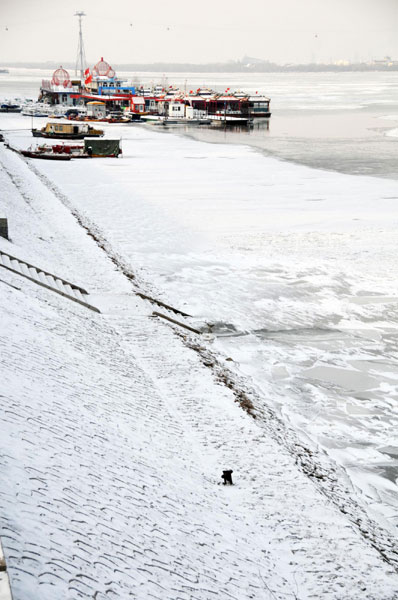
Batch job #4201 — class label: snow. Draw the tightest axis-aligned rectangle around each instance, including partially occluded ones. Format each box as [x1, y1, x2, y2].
[8, 115, 397, 531]
[0, 114, 398, 599]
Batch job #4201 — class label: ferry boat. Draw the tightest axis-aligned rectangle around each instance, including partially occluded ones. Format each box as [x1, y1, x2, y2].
[32, 121, 104, 139]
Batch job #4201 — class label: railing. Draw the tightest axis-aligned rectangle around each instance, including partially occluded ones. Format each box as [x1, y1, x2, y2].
[0, 250, 100, 313]
[41, 80, 80, 93]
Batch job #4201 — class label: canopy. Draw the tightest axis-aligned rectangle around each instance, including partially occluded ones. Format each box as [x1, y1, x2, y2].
[84, 138, 120, 157]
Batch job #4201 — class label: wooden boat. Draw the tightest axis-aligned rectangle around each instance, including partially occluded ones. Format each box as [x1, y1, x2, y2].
[32, 121, 104, 139]
[20, 150, 71, 160]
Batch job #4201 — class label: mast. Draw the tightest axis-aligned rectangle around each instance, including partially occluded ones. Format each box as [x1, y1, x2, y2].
[75, 11, 87, 80]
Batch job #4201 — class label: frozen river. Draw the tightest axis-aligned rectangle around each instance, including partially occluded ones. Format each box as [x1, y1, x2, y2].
[1, 69, 398, 536]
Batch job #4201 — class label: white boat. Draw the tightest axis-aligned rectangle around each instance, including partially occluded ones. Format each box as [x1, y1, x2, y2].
[21, 103, 53, 117]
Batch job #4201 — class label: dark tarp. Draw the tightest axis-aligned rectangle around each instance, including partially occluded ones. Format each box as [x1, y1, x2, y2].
[84, 138, 120, 157]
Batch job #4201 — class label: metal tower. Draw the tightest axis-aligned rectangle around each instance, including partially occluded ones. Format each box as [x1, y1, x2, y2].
[75, 11, 87, 80]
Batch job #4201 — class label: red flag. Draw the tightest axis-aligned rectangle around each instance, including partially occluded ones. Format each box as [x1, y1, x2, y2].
[84, 68, 90, 77]
[85, 74, 92, 85]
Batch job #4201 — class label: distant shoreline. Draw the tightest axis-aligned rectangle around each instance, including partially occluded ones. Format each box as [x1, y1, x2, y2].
[1, 62, 398, 73]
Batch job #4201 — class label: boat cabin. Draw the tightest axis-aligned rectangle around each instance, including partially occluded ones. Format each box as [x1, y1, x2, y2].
[32, 121, 104, 139]
[86, 101, 106, 119]
[167, 100, 186, 118]
[44, 122, 94, 135]
[129, 96, 146, 116]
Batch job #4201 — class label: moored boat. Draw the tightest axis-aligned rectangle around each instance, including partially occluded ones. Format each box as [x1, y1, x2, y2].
[21, 102, 53, 117]
[21, 138, 121, 159]
[0, 102, 21, 113]
[32, 121, 104, 139]
[37, 60, 271, 124]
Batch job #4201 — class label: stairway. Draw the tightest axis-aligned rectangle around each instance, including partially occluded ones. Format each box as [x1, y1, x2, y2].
[0, 249, 100, 313]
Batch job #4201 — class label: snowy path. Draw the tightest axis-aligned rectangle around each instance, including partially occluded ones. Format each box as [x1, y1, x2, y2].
[0, 139, 398, 599]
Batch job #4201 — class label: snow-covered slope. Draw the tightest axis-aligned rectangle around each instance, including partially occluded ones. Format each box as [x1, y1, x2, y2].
[0, 137, 397, 600]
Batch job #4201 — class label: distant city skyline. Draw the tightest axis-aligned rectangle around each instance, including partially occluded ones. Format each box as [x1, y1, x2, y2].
[1, 0, 397, 66]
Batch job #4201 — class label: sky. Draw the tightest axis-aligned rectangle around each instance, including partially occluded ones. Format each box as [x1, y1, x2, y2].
[0, 0, 397, 65]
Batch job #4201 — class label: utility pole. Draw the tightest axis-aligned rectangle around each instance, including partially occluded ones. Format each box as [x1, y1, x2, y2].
[75, 11, 87, 80]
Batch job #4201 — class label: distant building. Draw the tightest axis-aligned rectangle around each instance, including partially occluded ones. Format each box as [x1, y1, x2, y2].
[370, 56, 398, 67]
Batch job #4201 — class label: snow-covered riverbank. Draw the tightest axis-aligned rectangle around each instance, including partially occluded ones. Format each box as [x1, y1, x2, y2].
[4, 112, 398, 533]
[0, 118, 398, 599]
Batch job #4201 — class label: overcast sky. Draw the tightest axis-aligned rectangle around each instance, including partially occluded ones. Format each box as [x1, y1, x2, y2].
[1, 0, 397, 65]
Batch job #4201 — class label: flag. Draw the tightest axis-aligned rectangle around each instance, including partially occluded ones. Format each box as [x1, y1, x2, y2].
[85, 74, 92, 85]
[84, 68, 90, 77]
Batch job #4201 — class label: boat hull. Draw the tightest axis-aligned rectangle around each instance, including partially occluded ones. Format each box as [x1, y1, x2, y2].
[32, 130, 103, 139]
[208, 114, 252, 124]
[141, 115, 211, 125]
[0, 107, 21, 113]
[21, 150, 71, 160]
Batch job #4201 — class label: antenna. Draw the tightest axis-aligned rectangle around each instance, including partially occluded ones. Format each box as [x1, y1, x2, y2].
[75, 11, 87, 80]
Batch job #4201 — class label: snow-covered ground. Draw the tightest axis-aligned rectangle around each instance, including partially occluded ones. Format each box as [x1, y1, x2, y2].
[1, 113, 398, 599]
[4, 113, 398, 530]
